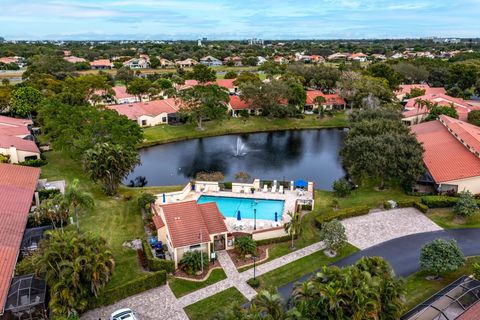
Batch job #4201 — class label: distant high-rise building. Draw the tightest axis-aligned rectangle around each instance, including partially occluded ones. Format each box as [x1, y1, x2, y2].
[197, 39, 202, 47]
[248, 37, 264, 45]
[202, 37, 207, 42]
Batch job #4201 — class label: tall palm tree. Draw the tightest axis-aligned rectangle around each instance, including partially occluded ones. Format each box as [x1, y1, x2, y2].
[64, 179, 94, 232]
[284, 211, 301, 249]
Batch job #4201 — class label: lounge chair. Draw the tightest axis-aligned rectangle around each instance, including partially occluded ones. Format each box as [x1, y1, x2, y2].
[263, 185, 268, 192]
[279, 185, 284, 193]
[271, 185, 277, 193]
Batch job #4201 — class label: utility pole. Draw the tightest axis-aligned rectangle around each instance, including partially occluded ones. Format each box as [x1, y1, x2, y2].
[199, 230, 204, 274]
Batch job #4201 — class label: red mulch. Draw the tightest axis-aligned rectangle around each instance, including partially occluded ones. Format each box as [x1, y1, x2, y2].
[174, 259, 221, 280]
[226, 245, 271, 268]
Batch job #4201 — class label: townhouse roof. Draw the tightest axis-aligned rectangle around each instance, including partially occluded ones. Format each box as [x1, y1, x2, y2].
[107, 98, 179, 120]
[305, 90, 346, 105]
[112, 86, 135, 99]
[176, 58, 198, 65]
[200, 55, 221, 62]
[176, 79, 236, 91]
[215, 79, 236, 89]
[0, 126, 30, 137]
[152, 214, 165, 229]
[90, 59, 113, 67]
[0, 164, 40, 315]
[229, 95, 252, 110]
[0, 136, 39, 153]
[0, 116, 32, 128]
[63, 56, 87, 64]
[396, 84, 447, 97]
[0, 57, 18, 64]
[405, 93, 477, 121]
[159, 200, 227, 248]
[411, 116, 480, 183]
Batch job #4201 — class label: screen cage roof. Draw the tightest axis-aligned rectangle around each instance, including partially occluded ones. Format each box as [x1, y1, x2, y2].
[402, 276, 480, 320]
[4, 274, 46, 314]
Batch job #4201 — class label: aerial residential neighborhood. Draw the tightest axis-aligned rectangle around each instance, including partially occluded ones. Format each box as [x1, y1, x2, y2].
[1, 1, 480, 320]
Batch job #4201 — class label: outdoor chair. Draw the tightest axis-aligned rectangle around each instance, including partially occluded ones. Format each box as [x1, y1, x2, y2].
[271, 185, 277, 193]
[263, 185, 268, 192]
[279, 185, 284, 193]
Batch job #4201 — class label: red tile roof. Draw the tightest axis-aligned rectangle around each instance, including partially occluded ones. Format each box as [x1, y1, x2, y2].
[90, 59, 113, 67]
[215, 79, 236, 89]
[440, 115, 480, 155]
[405, 93, 476, 121]
[0, 164, 40, 315]
[176, 79, 236, 91]
[411, 116, 480, 183]
[153, 214, 165, 229]
[107, 98, 179, 120]
[229, 95, 252, 110]
[0, 136, 39, 153]
[159, 200, 227, 248]
[112, 86, 135, 100]
[0, 116, 32, 127]
[0, 126, 30, 137]
[306, 90, 346, 106]
[396, 84, 446, 97]
[457, 301, 480, 320]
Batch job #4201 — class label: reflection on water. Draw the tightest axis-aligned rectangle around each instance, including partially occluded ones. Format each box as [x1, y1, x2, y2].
[126, 129, 347, 190]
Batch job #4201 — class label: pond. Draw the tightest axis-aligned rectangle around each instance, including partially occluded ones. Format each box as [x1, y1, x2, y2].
[126, 129, 347, 190]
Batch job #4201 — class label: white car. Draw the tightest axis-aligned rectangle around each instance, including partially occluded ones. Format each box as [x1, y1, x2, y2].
[110, 308, 138, 320]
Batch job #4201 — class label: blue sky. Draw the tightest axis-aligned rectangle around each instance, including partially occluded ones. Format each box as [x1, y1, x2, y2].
[1, 0, 480, 40]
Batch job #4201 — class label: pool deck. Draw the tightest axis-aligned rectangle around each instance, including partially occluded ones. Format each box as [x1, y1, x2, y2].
[181, 189, 313, 232]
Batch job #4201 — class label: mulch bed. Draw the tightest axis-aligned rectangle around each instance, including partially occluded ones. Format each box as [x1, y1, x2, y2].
[173, 259, 221, 280]
[227, 244, 271, 268]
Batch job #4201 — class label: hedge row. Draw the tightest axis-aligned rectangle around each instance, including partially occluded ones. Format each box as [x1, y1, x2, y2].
[384, 200, 429, 213]
[315, 205, 370, 227]
[421, 195, 480, 208]
[141, 240, 175, 273]
[89, 270, 166, 309]
[255, 235, 291, 246]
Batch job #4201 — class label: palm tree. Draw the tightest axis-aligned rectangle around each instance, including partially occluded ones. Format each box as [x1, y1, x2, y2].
[64, 179, 94, 232]
[252, 290, 284, 320]
[284, 211, 301, 249]
[33, 195, 69, 232]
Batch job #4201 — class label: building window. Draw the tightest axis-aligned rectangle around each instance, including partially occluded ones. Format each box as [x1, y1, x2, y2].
[162, 117, 167, 123]
[141, 120, 147, 126]
[189, 244, 201, 251]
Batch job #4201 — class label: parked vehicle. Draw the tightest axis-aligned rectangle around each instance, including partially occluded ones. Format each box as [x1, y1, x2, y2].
[110, 308, 138, 320]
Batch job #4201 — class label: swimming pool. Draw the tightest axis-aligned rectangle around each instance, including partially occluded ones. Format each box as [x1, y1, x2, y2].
[197, 195, 285, 221]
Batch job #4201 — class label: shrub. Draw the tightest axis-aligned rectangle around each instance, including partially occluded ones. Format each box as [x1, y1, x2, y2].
[247, 278, 260, 288]
[141, 240, 175, 273]
[137, 192, 156, 210]
[332, 178, 352, 197]
[18, 158, 48, 167]
[316, 205, 370, 227]
[89, 270, 166, 308]
[38, 188, 60, 201]
[234, 171, 251, 183]
[195, 171, 224, 181]
[383, 201, 393, 210]
[473, 263, 480, 280]
[395, 200, 429, 213]
[234, 236, 257, 258]
[179, 250, 209, 275]
[420, 239, 465, 277]
[453, 191, 479, 217]
[255, 235, 291, 246]
[468, 110, 480, 126]
[421, 196, 458, 208]
[320, 219, 347, 254]
[223, 181, 233, 190]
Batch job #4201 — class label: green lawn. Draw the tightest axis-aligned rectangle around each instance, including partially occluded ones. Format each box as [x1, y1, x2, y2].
[168, 268, 227, 298]
[427, 208, 480, 229]
[141, 114, 347, 146]
[254, 243, 358, 291]
[240, 182, 419, 272]
[405, 257, 480, 309]
[184, 287, 247, 320]
[40, 151, 182, 289]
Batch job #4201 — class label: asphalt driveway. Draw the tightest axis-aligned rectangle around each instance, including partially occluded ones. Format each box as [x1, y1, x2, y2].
[277, 229, 480, 301]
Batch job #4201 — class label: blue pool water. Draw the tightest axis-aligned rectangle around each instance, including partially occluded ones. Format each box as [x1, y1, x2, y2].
[197, 195, 285, 221]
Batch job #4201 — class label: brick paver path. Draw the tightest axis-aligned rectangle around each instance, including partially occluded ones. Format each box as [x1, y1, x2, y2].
[81, 285, 188, 320]
[341, 208, 442, 249]
[82, 241, 326, 319]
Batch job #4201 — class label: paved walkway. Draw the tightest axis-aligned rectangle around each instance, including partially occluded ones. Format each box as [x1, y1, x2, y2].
[341, 208, 442, 249]
[179, 241, 325, 307]
[81, 285, 188, 320]
[277, 228, 480, 302]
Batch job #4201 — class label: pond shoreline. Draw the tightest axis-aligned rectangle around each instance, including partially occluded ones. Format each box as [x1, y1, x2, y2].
[139, 116, 348, 148]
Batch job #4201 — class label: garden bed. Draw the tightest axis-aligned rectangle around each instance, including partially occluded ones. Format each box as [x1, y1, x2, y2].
[227, 244, 271, 268]
[174, 259, 221, 280]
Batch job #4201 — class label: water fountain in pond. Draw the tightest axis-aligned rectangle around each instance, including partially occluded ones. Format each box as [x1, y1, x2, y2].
[233, 137, 248, 157]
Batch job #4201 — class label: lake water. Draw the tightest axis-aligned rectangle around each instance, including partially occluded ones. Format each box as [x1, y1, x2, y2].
[126, 129, 347, 190]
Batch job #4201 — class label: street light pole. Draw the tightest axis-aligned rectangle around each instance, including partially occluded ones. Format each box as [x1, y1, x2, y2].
[282, 176, 285, 194]
[253, 256, 256, 280]
[254, 208, 256, 230]
[199, 230, 204, 275]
